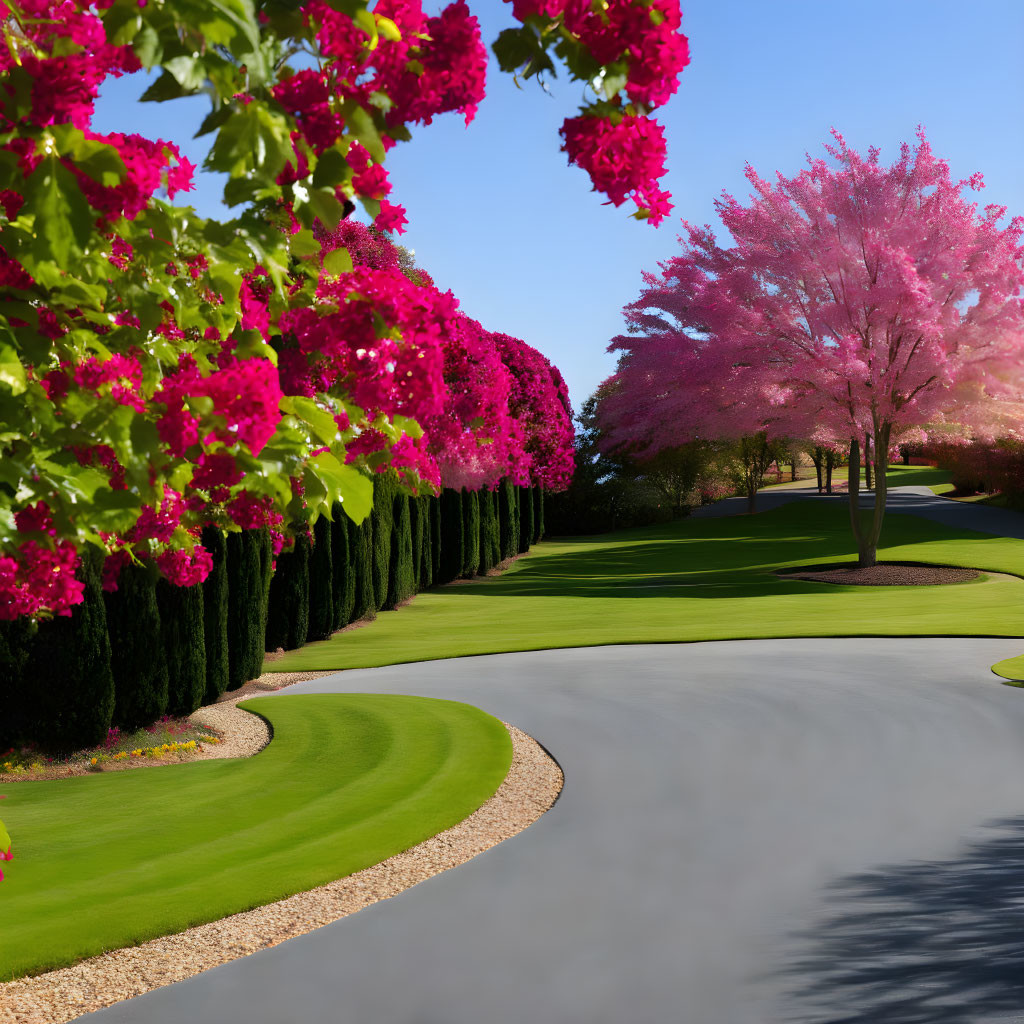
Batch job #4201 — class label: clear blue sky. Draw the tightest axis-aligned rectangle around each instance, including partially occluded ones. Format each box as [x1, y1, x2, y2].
[94, 0, 1024, 415]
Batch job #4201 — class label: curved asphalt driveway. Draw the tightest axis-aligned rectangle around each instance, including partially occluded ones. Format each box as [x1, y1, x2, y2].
[87, 637, 1024, 1024]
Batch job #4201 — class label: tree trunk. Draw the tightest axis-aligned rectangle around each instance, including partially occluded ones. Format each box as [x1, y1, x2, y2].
[813, 449, 823, 493]
[864, 433, 873, 490]
[847, 424, 891, 567]
[746, 476, 757, 513]
[825, 459, 833, 494]
[790, 460, 797, 482]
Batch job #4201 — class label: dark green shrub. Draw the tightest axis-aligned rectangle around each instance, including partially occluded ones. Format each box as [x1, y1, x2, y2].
[518, 485, 534, 553]
[534, 486, 545, 543]
[201, 527, 229, 703]
[417, 495, 435, 590]
[226, 530, 266, 690]
[371, 474, 396, 610]
[0, 617, 33, 748]
[499, 478, 519, 560]
[410, 495, 425, 589]
[106, 560, 169, 728]
[307, 514, 334, 641]
[349, 516, 375, 621]
[158, 579, 207, 717]
[265, 532, 310, 651]
[331, 503, 356, 629]
[438, 489, 464, 584]
[386, 490, 415, 608]
[430, 493, 442, 583]
[21, 546, 114, 752]
[479, 488, 499, 573]
[462, 489, 480, 578]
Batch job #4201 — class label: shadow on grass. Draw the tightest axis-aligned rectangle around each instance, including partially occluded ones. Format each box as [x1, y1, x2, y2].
[781, 817, 1024, 1024]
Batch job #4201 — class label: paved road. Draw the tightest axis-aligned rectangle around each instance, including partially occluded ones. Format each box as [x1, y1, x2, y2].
[87, 638, 1024, 1024]
[693, 483, 1024, 541]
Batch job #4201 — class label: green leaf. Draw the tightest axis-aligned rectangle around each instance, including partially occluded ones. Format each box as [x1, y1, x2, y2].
[309, 189, 346, 231]
[21, 156, 92, 266]
[341, 101, 386, 163]
[322, 246, 353, 276]
[0, 343, 26, 395]
[289, 228, 322, 258]
[309, 453, 373, 523]
[285, 396, 340, 445]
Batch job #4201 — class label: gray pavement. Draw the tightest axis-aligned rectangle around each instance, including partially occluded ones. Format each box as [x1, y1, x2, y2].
[86, 638, 1024, 1024]
[693, 482, 1024, 541]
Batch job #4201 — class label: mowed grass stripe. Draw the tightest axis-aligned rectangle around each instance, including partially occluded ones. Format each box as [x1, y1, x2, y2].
[0, 694, 512, 980]
[268, 501, 1024, 673]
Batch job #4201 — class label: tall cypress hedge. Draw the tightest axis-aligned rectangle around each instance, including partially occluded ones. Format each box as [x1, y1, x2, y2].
[106, 560, 169, 729]
[226, 529, 265, 690]
[462, 489, 480, 578]
[349, 516, 375, 621]
[410, 495, 425, 589]
[534, 486, 545, 544]
[430, 493, 442, 584]
[265, 532, 310, 651]
[331, 503, 356, 629]
[307, 514, 334, 641]
[371, 473, 396, 610]
[438, 489, 464, 585]
[201, 527, 229, 703]
[518, 485, 534, 554]
[0, 618, 33, 749]
[22, 546, 114, 751]
[498, 478, 519, 561]
[479, 488, 499, 574]
[386, 490, 415, 609]
[417, 495, 434, 590]
[158, 579, 207, 717]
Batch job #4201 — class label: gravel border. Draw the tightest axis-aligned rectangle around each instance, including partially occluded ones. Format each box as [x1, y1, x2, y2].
[779, 563, 981, 586]
[1, 681, 562, 1024]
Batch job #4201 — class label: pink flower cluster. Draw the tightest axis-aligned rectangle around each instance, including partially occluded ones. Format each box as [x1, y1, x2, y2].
[561, 115, 672, 225]
[507, 0, 687, 224]
[0, 540, 83, 620]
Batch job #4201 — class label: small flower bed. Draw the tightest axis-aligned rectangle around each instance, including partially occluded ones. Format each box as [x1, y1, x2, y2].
[1, 716, 221, 781]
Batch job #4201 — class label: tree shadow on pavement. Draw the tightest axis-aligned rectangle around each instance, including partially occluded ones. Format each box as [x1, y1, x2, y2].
[780, 817, 1024, 1024]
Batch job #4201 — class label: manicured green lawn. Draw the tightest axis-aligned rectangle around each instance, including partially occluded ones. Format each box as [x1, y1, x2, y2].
[270, 501, 1024, 673]
[0, 694, 511, 980]
[991, 654, 1024, 682]
[882, 464, 956, 495]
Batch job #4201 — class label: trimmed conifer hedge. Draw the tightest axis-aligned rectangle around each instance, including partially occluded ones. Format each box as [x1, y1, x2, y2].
[0, 618, 33, 748]
[265, 531, 310, 651]
[430, 493, 442, 584]
[499, 478, 519, 561]
[349, 516, 375, 622]
[480, 488, 499, 573]
[462, 489, 480, 578]
[371, 474, 396, 610]
[518, 485, 534, 554]
[438, 488, 464, 584]
[331, 503, 356, 630]
[533, 486, 545, 544]
[21, 546, 115, 751]
[106, 560, 169, 729]
[410, 495, 425, 589]
[158, 579, 207, 717]
[307, 514, 334, 641]
[226, 529, 266, 690]
[386, 490, 415, 609]
[200, 527, 229, 703]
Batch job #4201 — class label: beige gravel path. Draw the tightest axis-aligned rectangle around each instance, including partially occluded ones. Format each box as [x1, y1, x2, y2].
[1, 674, 562, 1024]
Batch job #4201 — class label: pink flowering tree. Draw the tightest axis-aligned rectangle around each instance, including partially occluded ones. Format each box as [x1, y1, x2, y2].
[603, 131, 1024, 564]
[0, 0, 677, 619]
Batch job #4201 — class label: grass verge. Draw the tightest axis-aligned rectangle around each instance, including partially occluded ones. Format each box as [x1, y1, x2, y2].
[0, 694, 512, 981]
[267, 500, 1024, 673]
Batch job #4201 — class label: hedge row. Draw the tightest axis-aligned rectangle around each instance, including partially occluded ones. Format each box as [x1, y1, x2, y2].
[0, 480, 546, 752]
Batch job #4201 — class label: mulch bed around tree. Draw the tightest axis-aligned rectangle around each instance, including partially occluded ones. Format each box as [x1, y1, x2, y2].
[778, 563, 981, 586]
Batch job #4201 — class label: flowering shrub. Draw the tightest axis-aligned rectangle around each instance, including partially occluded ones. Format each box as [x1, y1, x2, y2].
[0, 0, 683, 619]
